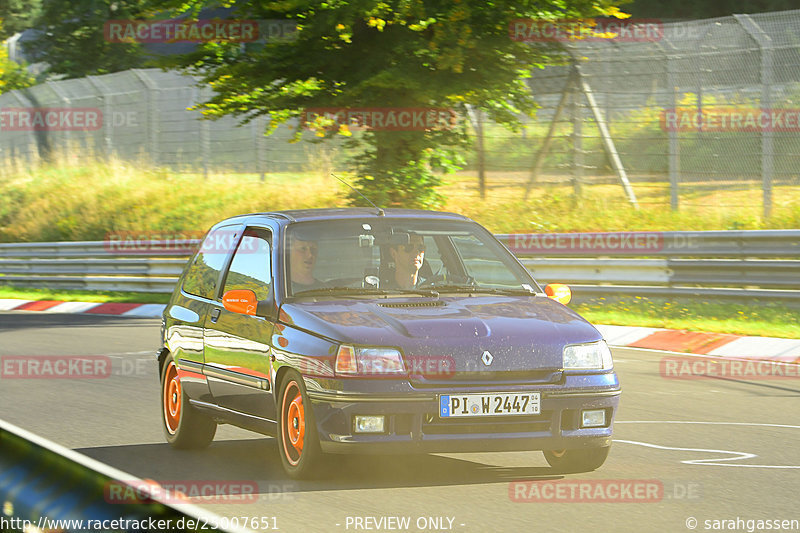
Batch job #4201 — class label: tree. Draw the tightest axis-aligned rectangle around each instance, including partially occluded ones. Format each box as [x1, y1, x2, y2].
[153, 0, 627, 208]
[25, 0, 150, 78]
[0, 0, 43, 39]
[0, 22, 35, 93]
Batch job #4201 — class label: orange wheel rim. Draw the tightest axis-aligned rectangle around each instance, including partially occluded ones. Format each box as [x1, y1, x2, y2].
[287, 396, 305, 451]
[164, 362, 181, 434]
[282, 381, 305, 466]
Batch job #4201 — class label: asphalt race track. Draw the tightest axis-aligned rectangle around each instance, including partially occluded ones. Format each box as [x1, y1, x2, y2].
[1, 312, 798, 533]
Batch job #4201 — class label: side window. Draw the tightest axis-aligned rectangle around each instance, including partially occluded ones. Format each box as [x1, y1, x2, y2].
[182, 225, 240, 299]
[222, 228, 272, 301]
[420, 235, 443, 279]
[450, 235, 521, 287]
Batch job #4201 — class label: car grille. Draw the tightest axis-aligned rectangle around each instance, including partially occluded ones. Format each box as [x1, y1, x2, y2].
[410, 369, 562, 387]
[378, 301, 445, 308]
[420, 411, 552, 435]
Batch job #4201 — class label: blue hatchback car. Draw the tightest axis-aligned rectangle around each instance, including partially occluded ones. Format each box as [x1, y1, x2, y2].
[158, 208, 620, 478]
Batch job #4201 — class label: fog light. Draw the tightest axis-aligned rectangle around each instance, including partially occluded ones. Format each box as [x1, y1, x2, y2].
[354, 415, 385, 433]
[581, 409, 606, 428]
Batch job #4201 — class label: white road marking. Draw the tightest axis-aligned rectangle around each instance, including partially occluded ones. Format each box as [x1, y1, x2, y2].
[616, 421, 800, 429]
[613, 421, 800, 469]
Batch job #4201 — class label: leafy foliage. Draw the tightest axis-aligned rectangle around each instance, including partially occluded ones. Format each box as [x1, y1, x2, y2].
[0, 0, 42, 39]
[25, 0, 151, 77]
[151, 0, 627, 208]
[0, 22, 35, 93]
[16, 0, 630, 207]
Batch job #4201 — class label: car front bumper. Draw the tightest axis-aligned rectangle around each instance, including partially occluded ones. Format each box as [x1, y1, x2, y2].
[306, 377, 620, 455]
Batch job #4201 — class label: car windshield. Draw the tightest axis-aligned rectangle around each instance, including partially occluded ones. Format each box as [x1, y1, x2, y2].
[284, 218, 539, 297]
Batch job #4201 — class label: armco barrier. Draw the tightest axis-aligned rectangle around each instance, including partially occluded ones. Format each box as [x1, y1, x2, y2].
[505, 230, 800, 300]
[0, 230, 798, 299]
[0, 418, 250, 533]
[496, 230, 800, 257]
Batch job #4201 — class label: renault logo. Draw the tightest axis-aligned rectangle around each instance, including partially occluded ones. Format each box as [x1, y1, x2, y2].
[481, 350, 494, 366]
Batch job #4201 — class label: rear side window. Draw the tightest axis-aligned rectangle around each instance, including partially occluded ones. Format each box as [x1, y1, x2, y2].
[182, 225, 240, 299]
[222, 227, 272, 301]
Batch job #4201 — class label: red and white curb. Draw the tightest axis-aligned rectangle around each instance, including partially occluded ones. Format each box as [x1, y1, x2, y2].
[0, 299, 165, 318]
[596, 324, 800, 363]
[1, 299, 798, 362]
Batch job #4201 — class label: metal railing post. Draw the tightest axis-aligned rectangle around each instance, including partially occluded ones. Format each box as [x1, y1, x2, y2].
[735, 14, 774, 220]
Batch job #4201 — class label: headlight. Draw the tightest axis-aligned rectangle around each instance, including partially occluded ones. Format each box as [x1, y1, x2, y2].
[563, 341, 613, 370]
[335, 346, 405, 376]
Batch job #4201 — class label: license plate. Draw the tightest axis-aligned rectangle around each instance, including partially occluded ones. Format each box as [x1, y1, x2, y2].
[439, 392, 540, 418]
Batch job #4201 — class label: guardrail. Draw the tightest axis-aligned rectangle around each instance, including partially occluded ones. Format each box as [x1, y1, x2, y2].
[496, 230, 800, 257]
[0, 230, 799, 299]
[0, 418, 250, 533]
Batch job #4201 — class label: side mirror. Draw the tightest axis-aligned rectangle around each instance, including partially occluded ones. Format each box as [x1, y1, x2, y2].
[545, 283, 572, 305]
[222, 289, 258, 316]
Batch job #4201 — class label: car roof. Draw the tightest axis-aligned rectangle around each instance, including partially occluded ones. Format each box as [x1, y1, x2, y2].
[218, 207, 472, 225]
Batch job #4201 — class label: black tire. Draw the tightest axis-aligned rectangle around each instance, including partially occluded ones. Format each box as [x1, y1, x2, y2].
[161, 355, 217, 449]
[277, 370, 323, 479]
[543, 446, 610, 473]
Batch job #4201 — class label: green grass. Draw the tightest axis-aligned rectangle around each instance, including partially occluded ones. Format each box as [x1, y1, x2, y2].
[573, 296, 800, 339]
[0, 157, 342, 243]
[1, 156, 799, 242]
[0, 286, 170, 304]
[442, 172, 800, 234]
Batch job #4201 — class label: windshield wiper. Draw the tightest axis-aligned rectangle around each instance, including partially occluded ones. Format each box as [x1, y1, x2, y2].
[419, 284, 478, 293]
[475, 287, 537, 296]
[423, 284, 535, 296]
[292, 287, 439, 298]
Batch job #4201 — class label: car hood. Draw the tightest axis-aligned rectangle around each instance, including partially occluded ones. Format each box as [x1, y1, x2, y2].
[278, 295, 602, 374]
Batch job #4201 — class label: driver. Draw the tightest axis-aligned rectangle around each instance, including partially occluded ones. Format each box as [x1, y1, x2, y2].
[388, 233, 425, 289]
[289, 233, 323, 293]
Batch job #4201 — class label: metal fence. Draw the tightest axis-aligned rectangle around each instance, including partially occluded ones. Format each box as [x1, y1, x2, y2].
[1, 230, 798, 300]
[2, 10, 800, 213]
[0, 69, 342, 175]
[503, 9, 800, 216]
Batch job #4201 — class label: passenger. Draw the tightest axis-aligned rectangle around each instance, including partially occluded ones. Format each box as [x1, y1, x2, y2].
[388, 233, 425, 289]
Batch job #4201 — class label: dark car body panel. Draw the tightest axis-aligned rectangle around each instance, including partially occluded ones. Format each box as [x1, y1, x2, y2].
[280, 295, 600, 372]
[159, 208, 620, 457]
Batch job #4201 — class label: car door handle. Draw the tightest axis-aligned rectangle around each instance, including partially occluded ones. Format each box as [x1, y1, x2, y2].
[210, 308, 221, 323]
